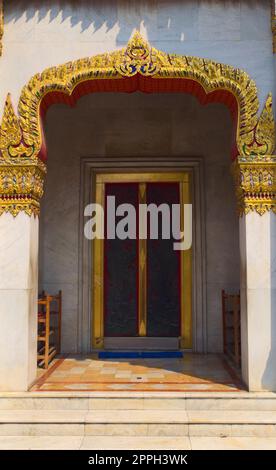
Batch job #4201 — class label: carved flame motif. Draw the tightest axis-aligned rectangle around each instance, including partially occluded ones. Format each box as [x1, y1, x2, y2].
[0, 95, 46, 216]
[255, 94, 275, 154]
[0, 94, 35, 163]
[0, 95, 21, 159]
[241, 93, 275, 156]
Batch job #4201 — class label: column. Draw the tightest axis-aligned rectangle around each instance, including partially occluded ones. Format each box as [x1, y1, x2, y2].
[0, 212, 39, 391]
[240, 211, 276, 391]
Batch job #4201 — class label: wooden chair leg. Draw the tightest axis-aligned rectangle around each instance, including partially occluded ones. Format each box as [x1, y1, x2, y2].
[58, 290, 62, 354]
[44, 296, 50, 369]
[222, 289, 226, 354]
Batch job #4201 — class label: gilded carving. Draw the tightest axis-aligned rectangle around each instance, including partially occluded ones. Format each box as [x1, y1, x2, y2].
[8, 31, 264, 161]
[233, 155, 276, 215]
[255, 94, 275, 155]
[0, 94, 46, 216]
[240, 94, 275, 157]
[0, 94, 35, 162]
[0, 164, 45, 217]
[0, 31, 275, 215]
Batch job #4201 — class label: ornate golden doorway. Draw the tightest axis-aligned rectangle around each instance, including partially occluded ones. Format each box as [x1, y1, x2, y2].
[92, 172, 192, 350]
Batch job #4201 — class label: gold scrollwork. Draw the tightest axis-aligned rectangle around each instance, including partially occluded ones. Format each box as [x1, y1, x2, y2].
[0, 31, 275, 215]
[272, 1, 276, 53]
[0, 1, 3, 57]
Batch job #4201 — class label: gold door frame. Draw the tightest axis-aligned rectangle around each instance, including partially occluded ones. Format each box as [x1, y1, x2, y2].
[92, 171, 192, 349]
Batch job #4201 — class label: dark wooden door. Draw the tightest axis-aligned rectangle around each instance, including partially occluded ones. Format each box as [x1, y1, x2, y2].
[104, 182, 181, 338]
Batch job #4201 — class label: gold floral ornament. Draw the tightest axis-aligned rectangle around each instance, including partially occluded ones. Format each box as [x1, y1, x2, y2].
[0, 31, 275, 216]
[0, 0, 3, 57]
[115, 32, 160, 76]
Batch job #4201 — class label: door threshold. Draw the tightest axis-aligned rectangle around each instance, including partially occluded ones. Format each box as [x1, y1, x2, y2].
[98, 351, 183, 359]
[104, 337, 179, 350]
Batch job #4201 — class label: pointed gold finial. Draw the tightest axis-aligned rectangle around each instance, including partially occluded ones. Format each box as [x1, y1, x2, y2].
[115, 30, 159, 77]
[255, 93, 275, 155]
[0, 94, 22, 159]
[126, 30, 150, 60]
[0, 93, 35, 161]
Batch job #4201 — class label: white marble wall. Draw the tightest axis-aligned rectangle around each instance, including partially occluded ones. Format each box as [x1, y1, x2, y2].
[0, 213, 38, 391]
[0, 0, 274, 116]
[39, 92, 240, 353]
[240, 211, 276, 391]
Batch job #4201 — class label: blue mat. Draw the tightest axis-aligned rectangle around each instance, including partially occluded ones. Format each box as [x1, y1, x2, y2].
[98, 351, 183, 359]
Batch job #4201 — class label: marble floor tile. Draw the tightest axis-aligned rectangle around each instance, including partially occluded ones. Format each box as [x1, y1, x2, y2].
[32, 354, 242, 393]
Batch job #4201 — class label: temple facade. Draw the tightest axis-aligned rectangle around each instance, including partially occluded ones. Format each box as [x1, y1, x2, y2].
[0, 0, 275, 392]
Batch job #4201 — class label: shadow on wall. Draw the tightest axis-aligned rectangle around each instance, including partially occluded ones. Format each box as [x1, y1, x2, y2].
[6, 0, 190, 40]
[5, 0, 259, 46]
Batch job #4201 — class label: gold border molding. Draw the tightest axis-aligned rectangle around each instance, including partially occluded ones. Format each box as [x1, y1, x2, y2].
[272, 1, 276, 53]
[0, 32, 275, 215]
[0, 0, 3, 56]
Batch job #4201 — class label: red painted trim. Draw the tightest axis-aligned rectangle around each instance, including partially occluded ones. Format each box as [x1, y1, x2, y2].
[136, 182, 140, 336]
[39, 76, 239, 161]
[177, 184, 182, 335]
[103, 185, 108, 338]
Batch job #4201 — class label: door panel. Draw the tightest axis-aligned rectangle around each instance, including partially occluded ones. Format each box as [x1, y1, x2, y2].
[104, 183, 139, 336]
[146, 183, 181, 336]
[93, 171, 192, 349]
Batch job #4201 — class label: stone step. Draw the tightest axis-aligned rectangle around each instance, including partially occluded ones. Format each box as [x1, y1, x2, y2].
[1, 394, 276, 411]
[0, 435, 191, 450]
[0, 409, 276, 437]
[1, 435, 276, 450]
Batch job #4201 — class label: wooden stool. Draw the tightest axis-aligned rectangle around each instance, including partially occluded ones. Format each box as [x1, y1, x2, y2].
[37, 290, 62, 369]
[222, 290, 241, 367]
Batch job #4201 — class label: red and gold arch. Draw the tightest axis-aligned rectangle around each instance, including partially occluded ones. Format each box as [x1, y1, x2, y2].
[0, 32, 275, 215]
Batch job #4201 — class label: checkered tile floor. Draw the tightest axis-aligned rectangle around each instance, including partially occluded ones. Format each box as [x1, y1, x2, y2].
[31, 354, 243, 392]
